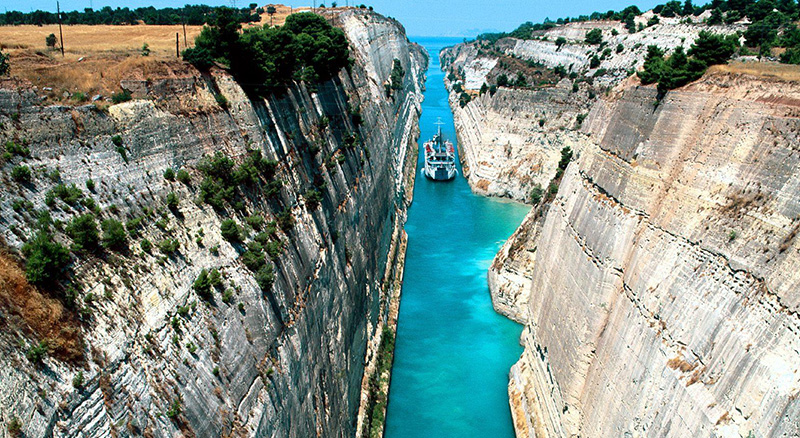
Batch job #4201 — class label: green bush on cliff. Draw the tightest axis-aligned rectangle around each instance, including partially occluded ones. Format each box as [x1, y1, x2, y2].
[638, 30, 739, 96]
[183, 10, 350, 96]
[66, 214, 99, 252]
[22, 230, 71, 287]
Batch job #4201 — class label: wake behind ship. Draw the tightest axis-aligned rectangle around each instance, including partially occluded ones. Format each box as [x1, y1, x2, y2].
[423, 120, 457, 181]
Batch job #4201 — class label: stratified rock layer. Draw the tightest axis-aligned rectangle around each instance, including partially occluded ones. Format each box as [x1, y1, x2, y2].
[512, 75, 800, 437]
[446, 18, 800, 437]
[0, 10, 425, 438]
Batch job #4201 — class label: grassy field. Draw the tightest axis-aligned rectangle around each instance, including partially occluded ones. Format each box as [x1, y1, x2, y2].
[709, 61, 800, 82]
[0, 4, 324, 101]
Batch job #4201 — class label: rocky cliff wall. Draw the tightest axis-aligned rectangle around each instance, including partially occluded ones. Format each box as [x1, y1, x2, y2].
[445, 17, 800, 438]
[0, 9, 426, 438]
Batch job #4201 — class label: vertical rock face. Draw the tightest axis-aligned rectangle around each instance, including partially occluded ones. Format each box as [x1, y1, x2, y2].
[0, 10, 425, 438]
[445, 18, 800, 438]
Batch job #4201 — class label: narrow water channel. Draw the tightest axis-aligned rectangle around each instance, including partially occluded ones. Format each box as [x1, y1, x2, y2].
[384, 37, 531, 437]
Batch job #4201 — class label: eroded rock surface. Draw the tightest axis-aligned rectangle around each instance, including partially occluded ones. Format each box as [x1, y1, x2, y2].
[0, 10, 425, 438]
[446, 16, 800, 438]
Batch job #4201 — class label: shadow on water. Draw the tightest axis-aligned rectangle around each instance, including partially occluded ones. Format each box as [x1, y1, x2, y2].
[384, 37, 531, 438]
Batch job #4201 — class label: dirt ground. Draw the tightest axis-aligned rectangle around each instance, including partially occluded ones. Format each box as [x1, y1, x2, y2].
[710, 61, 800, 82]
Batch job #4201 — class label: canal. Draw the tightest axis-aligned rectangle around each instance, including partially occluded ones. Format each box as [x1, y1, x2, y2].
[384, 37, 530, 437]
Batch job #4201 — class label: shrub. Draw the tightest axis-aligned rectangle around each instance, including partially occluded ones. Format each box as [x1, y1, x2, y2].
[158, 238, 180, 255]
[11, 165, 31, 183]
[111, 90, 132, 104]
[576, 113, 587, 127]
[277, 207, 294, 231]
[46, 33, 57, 48]
[5, 141, 30, 157]
[72, 371, 84, 389]
[265, 241, 283, 260]
[222, 289, 234, 304]
[166, 399, 182, 418]
[22, 230, 71, 286]
[101, 219, 127, 251]
[215, 93, 228, 108]
[255, 264, 275, 290]
[585, 29, 603, 45]
[304, 188, 322, 209]
[66, 214, 100, 252]
[246, 215, 264, 230]
[555, 36, 567, 48]
[25, 340, 49, 364]
[0, 49, 8, 76]
[85, 179, 95, 191]
[220, 219, 241, 242]
[590, 56, 601, 68]
[390, 58, 405, 90]
[193, 268, 213, 299]
[166, 192, 179, 210]
[176, 169, 191, 184]
[530, 184, 544, 204]
[46, 183, 83, 207]
[163, 168, 175, 181]
[208, 268, 222, 287]
[7, 417, 22, 437]
[496, 73, 509, 87]
[141, 238, 152, 253]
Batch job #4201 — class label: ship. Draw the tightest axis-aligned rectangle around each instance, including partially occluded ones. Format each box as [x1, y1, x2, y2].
[422, 119, 457, 181]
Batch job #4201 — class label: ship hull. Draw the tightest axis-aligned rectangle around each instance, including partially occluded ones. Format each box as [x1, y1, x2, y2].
[423, 164, 457, 181]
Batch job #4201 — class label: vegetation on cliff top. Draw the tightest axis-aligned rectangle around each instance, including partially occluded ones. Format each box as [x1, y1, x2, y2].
[183, 9, 351, 96]
[0, 4, 261, 26]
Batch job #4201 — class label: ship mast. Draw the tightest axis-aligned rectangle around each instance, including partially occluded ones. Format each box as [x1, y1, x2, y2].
[434, 118, 445, 144]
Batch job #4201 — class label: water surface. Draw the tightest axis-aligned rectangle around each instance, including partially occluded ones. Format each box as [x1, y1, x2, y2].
[384, 37, 530, 438]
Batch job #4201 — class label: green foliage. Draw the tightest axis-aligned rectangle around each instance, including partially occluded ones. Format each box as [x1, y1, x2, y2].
[163, 168, 175, 181]
[66, 214, 99, 252]
[215, 93, 228, 108]
[158, 238, 180, 255]
[166, 192, 179, 210]
[390, 58, 405, 90]
[576, 113, 587, 127]
[479, 82, 488, 95]
[193, 268, 213, 299]
[110, 90, 132, 104]
[46, 33, 57, 48]
[496, 73, 509, 87]
[585, 28, 603, 45]
[514, 71, 527, 87]
[5, 141, 30, 157]
[304, 188, 322, 209]
[220, 219, 241, 242]
[141, 43, 150, 57]
[72, 371, 84, 389]
[208, 268, 222, 287]
[530, 184, 544, 204]
[0, 49, 8, 76]
[459, 92, 472, 107]
[277, 206, 294, 231]
[246, 215, 264, 229]
[46, 183, 83, 207]
[101, 219, 127, 251]
[489, 84, 497, 96]
[25, 340, 49, 364]
[688, 31, 740, 66]
[7, 416, 22, 437]
[555, 36, 567, 48]
[140, 238, 152, 253]
[186, 11, 350, 96]
[556, 146, 574, 178]
[11, 165, 31, 183]
[176, 169, 191, 184]
[638, 44, 712, 94]
[166, 399, 182, 419]
[85, 179, 95, 191]
[255, 264, 275, 291]
[22, 230, 70, 286]
[590, 56, 601, 68]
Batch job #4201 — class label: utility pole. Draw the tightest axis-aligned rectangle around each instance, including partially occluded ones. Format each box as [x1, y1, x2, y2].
[57, 1, 64, 57]
[182, 21, 187, 48]
[176, 33, 179, 57]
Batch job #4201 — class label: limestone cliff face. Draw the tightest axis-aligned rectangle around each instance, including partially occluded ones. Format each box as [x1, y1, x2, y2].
[507, 73, 800, 438]
[446, 17, 800, 438]
[0, 10, 425, 438]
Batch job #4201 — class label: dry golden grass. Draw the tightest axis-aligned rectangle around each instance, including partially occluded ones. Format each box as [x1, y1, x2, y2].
[0, 24, 204, 57]
[709, 61, 800, 82]
[0, 5, 345, 99]
[0, 247, 84, 363]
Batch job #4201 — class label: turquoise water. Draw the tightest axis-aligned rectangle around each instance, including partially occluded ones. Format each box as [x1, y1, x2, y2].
[384, 37, 530, 438]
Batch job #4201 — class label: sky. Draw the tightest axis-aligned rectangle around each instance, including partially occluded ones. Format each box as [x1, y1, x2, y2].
[0, 0, 665, 37]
